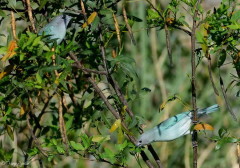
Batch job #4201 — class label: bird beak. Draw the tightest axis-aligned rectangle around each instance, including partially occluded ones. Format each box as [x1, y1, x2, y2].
[136, 143, 141, 147]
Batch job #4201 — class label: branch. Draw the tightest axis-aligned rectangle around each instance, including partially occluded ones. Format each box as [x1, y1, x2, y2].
[24, 93, 55, 167]
[58, 92, 69, 154]
[98, 32, 163, 167]
[26, 114, 48, 157]
[191, 1, 200, 168]
[122, 6, 136, 45]
[207, 54, 219, 96]
[10, 11, 17, 40]
[171, 25, 192, 36]
[146, 0, 173, 67]
[145, 0, 164, 20]
[219, 76, 238, 121]
[25, 0, 37, 33]
[72, 63, 107, 75]
[69, 52, 155, 168]
[99, 33, 135, 118]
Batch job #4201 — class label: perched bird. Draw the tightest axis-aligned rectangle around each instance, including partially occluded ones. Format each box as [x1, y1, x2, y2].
[137, 104, 219, 146]
[38, 14, 72, 44]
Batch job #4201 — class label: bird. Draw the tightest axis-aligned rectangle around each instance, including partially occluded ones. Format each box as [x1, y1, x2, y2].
[136, 104, 219, 147]
[38, 14, 72, 44]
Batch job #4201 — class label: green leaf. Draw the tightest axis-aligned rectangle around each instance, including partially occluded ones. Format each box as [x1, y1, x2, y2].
[227, 24, 240, 30]
[28, 147, 39, 156]
[65, 115, 74, 131]
[6, 125, 14, 141]
[91, 16, 100, 31]
[51, 139, 57, 146]
[0, 10, 6, 17]
[36, 71, 42, 84]
[39, 0, 48, 10]
[8, 0, 16, 8]
[70, 141, 85, 150]
[230, 10, 240, 22]
[101, 148, 115, 164]
[221, 137, 238, 143]
[81, 134, 91, 149]
[218, 49, 226, 67]
[32, 36, 42, 46]
[99, 9, 113, 15]
[115, 140, 128, 151]
[47, 155, 54, 162]
[147, 9, 160, 19]
[56, 146, 65, 154]
[218, 128, 227, 138]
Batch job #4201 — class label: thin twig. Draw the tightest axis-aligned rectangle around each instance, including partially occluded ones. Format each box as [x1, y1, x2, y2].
[25, 0, 37, 33]
[148, 145, 163, 168]
[99, 33, 135, 118]
[122, 6, 136, 45]
[172, 25, 192, 36]
[219, 76, 238, 121]
[147, 0, 173, 67]
[10, 11, 17, 40]
[113, 12, 121, 49]
[237, 142, 240, 168]
[207, 54, 219, 96]
[80, 0, 87, 21]
[164, 23, 173, 67]
[26, 114, 48, 157]
[72, 63, 107, 75]
[58, 93, 69, 154]
[24, 93, 54, 167]
[145, 0, 164, 20]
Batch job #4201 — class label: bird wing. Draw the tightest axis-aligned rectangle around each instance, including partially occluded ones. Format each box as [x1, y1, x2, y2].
[39, 25, 54, 35]
[159, 112, 190, 130]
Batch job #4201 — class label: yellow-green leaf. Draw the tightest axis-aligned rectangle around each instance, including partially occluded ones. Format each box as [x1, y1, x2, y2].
[92, 135, 110, 142]
[6, 125, 14, 141]
[109, 119, 121, 133]
[82, 12, 98, 28]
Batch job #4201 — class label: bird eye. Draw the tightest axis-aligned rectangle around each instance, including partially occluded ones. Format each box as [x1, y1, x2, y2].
[139, 140, 142, 143]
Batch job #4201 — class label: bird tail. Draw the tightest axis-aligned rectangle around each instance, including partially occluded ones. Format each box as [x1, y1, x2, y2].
[197, 104, 220, 117]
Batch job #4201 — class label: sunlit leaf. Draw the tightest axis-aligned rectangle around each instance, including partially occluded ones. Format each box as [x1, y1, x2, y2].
[117, 127, 124, 144]
[194, 123, 214, 131]
[70, 141, 85, 150]
[92, 135, 110, 142]
[6, 125, 14, 141]
[1, 40, 17, 61]
[109, 119, 121, 133]
[20, 103, 27, 116]
[82, 12, 98, 28]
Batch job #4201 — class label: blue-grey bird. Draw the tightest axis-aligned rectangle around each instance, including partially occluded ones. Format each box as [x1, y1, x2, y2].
[136, 104, 219, 146]
[38, 14, 72, 44]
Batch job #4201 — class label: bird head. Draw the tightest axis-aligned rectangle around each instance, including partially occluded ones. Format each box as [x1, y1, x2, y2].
[136, 133, 154, 147]
[53, 14, 72, 27]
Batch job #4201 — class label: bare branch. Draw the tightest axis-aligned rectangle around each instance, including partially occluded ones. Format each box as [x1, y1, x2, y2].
[191, 1, 201, 168]
[25, 0, 37, 33]
[219, 76, 238, 121]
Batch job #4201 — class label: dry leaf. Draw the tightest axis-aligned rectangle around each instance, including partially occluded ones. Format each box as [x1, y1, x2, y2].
[82, 12, 98, 28]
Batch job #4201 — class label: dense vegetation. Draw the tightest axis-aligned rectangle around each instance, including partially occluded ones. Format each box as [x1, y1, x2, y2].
[0, 0, 239, 167]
